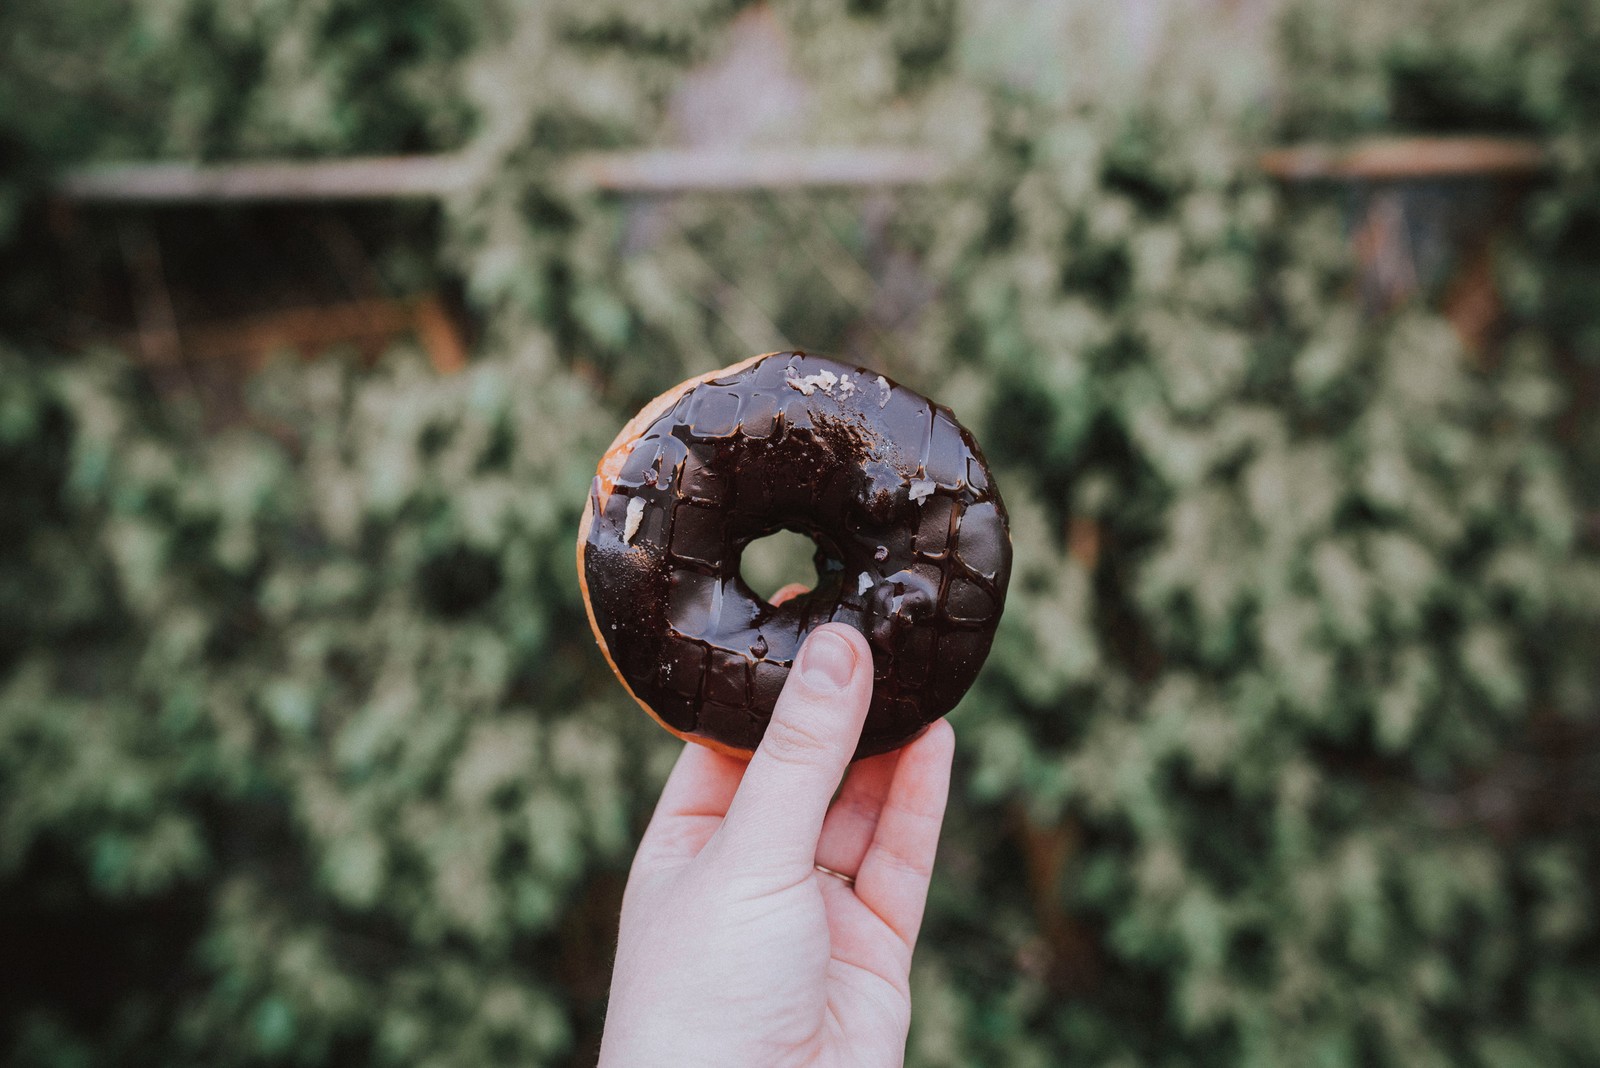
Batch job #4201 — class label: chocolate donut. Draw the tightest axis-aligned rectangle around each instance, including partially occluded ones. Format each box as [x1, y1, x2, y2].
[577, 352, 1011, 760]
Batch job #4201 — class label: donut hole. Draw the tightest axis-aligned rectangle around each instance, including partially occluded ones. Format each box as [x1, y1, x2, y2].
[739, 528, 824, 604]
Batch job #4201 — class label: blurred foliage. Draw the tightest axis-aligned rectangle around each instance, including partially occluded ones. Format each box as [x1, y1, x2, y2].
[1282, 0, 1600, 511]
[3, 0, 1600, 1066]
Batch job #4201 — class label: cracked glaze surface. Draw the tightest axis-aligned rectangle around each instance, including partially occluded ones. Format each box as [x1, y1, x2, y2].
[580, 352, 1012, 760]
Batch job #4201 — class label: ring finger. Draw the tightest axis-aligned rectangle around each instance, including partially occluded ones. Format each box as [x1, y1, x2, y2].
[812, 747, 902, 877]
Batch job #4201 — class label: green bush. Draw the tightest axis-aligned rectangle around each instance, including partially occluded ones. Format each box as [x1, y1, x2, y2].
[3, 1, 1598, 1065]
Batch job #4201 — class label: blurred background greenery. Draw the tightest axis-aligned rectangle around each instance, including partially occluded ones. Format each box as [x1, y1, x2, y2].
[3, 0, 1600, 1064]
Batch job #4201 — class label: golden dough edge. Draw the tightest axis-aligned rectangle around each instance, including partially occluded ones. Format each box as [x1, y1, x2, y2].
[576, 351, 782, 762]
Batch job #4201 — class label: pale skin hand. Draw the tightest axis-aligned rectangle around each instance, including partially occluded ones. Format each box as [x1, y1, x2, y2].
[599, 621, 956, 1068]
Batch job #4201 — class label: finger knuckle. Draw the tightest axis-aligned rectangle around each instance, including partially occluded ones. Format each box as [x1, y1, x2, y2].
[874, 839, 934, 881]
[884, 792, 943, 829]
[759, 715, 834, 767]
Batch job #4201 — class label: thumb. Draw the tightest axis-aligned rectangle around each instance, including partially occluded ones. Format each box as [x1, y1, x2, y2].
[711, 623, 873, 886]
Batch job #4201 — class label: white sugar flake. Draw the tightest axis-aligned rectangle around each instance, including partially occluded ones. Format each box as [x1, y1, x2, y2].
[622, 496, 646, 544]
[786, 368, 840, 397]
[909, 479, 937, 504]
[858, 573, 874, 596]
[876, 375, 891, 408]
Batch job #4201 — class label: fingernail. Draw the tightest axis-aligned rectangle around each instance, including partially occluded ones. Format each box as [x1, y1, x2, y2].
[796, 628, 856, 692]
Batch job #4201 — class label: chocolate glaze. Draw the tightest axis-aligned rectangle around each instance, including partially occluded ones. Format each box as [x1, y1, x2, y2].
[582, 352, 1011, 760]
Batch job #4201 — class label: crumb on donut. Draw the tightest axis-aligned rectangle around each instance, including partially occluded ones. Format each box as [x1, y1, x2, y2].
[909, 478, 936, 504]
[876, 375, 891, 408]
[858, 572, 873, 596]
[786, 367, 839, 396]
[623, 496, 646, 544]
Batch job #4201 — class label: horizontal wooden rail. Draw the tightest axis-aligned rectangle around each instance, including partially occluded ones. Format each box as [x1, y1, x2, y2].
[55, 135, 1550, 205]
[562, 146, 950, 192]
[58, 155, 478, 203]
[56, 147, 952, 204]
[1259, 136, 1548, 181]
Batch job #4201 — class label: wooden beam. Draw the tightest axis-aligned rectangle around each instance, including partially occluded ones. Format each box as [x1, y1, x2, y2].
[561, 146, 951, 192]
[56, 147, 952, 204]
[58, 155, 478, 203]
[55, 135, 1550, 205]
[1260, 136, 1548, 182]
[117, 295, 468, 374]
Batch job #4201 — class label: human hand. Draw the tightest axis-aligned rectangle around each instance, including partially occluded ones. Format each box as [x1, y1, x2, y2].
[598, 622, 955, 1068]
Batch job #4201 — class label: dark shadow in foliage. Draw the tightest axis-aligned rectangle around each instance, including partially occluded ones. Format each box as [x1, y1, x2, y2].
[417, 545, 504, 618]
